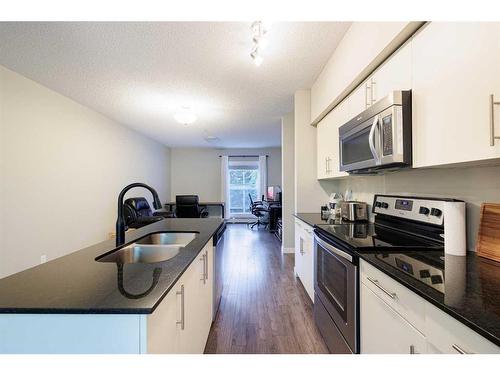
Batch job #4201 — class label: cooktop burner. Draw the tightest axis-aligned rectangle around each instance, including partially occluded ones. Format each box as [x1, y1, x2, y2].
[316, 222, 443, 250]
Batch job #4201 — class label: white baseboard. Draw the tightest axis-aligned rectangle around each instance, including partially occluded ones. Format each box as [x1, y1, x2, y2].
[282, 246, 295, 254]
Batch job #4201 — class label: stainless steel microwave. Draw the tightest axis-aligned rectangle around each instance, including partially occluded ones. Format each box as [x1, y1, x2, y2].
[339, 90, 412, 174]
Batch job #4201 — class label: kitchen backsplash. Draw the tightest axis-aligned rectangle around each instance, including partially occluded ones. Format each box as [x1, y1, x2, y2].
[320, 163, 500, 251]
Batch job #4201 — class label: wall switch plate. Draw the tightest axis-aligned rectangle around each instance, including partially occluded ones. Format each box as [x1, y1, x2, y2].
[40, 255, 47, 264]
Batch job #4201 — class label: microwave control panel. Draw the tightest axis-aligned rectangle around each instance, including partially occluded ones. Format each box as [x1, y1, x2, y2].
[382, 115, 393, 156]
[373, 195, 447, 226]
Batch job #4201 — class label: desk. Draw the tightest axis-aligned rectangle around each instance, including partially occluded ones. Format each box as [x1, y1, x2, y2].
[264, 201, 282, 232]
[164, 201, 225, 218]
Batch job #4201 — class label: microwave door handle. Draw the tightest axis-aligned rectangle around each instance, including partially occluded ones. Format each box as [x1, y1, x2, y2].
[369, 115, 380, 164]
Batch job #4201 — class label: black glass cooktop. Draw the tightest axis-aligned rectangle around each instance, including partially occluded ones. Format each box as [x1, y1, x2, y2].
[316, 222, 443, 250]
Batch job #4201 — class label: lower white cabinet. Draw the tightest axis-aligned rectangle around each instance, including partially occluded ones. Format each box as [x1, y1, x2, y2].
[147, 242, 213, 354]
[294, 219, 314, 301]
[361, 282, 426, 354]
[360, 259, 500, 354]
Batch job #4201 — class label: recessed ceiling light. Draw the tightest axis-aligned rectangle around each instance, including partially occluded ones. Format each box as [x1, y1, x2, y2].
[204, 135, 220, 143]
[174, 107, 197, 125]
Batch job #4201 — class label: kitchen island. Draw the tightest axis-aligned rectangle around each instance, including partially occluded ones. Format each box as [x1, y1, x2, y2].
[0, 218, 224, 353]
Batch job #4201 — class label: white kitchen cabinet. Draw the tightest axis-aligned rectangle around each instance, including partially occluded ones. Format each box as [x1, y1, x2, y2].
[425, 302, 500, 354]
[348, 40, 412, 116]
[316, 99, 350, 180]
[316, 120, 329, 180]
[146, 241, 214, 354]
[370, 41, 412, 104]
[360, 259, 500, 354]
[360, 283, 426, 354]
[412, 22, 500, 168]
[294, 219, 314, 301]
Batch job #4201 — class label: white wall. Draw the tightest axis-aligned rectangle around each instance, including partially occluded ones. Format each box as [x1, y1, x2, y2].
[294, 90, 329, 213]
[281, 112, 295, 252]
[320, 164, 500, 252]
[169, 147, 282, 202]
[0, 65, 171, 278]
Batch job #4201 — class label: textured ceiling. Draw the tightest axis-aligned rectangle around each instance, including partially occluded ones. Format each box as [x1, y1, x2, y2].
[0, 22, 350, 148]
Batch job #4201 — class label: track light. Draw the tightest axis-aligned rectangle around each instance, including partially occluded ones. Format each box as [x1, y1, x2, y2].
[250, 21, 269, 67]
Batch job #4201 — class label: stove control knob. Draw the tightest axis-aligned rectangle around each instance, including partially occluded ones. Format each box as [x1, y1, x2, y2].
[375, 201, 382, 208]
[419, 206, 430, 215]
[430, 208, 442, 217]
[381, 202, 389, 209]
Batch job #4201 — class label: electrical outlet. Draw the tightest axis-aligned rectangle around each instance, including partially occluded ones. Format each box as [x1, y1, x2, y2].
[40, 255, 47, 264]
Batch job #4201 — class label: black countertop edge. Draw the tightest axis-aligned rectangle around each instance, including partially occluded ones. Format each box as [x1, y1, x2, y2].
[294, 213, 340, 227]
[357, 253, 500, 347]
[0, 218, 225, 315]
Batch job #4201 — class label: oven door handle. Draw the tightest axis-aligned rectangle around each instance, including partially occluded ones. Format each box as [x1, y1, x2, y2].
[368, 114, 380, 165]
[314, 234, 353, 262]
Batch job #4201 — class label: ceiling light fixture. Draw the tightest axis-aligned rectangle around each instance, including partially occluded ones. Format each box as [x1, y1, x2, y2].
[250, 21, 269, 67]
[173, 107, 197, 125]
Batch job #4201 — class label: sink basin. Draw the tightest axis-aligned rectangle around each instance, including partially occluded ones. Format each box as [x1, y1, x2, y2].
[98, 244, 182, 264]
[135, 232, 198, 246]
[96, 231, 198, 264]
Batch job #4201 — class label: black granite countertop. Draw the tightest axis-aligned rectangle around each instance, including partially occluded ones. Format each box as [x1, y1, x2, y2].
[294, 213, 342, 226]
[358, 250, 500, 346]
[0, 218, 224, 314]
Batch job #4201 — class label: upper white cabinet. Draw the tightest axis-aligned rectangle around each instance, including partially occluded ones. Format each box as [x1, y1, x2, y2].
[412, 22, 500, 167]
[311, 22, 419, 123]
[316, 98, 350, 180]
[370, 41, 412, 105]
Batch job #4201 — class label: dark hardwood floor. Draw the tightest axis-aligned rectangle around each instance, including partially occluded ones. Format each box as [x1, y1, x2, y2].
[205, 224, 328, 354]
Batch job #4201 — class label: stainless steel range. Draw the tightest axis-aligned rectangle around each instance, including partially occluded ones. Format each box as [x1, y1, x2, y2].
[313, 194, 464, 354]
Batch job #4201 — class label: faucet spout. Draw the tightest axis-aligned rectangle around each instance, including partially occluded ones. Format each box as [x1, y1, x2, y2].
[116, 182, 162, 247]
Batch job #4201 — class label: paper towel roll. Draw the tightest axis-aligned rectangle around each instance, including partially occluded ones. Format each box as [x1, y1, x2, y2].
[444, 201, 466, 256]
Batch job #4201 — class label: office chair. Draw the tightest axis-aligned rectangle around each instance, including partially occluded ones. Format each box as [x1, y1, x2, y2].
[175, 195, 209, 218]
[123, 197, 173, 229]
[248, 194, 269, 230]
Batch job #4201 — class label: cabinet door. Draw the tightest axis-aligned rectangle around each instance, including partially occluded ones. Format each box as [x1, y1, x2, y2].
[317, 104, 349, 179]
[146, 277, 184, 353]
[294, 220, 305, 279]
[412, 22, 500, 167]
[300, 224, 315, 302]
[317, 121, 329, 179]
[348, 79, 371, 116]
[371, 41, 412, 103]
[360, 283, 426, 354]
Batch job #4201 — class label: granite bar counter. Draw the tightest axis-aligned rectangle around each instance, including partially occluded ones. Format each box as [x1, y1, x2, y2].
[0, 218, 224, 314]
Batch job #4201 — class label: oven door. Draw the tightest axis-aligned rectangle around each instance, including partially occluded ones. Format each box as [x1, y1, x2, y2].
[314, 231, 358, 352]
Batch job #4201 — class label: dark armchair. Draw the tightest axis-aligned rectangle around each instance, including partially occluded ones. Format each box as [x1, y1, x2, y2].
[123, 197, 173, 229]
[175, 195, 209, 218]
[248, 194, 269, 230]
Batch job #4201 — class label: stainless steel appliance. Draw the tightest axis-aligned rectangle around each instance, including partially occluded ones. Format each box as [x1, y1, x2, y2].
[313, 194, 463, 354]
[314, 231, 358, 353]
[340, 201, 368, 222]
[339, 90, 412, 174]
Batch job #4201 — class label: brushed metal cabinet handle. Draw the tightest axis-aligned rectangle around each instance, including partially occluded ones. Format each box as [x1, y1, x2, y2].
[365, 82, 371, 108]
[176, 284, 185, 330]
[204, 251, 208, 281]
[366, 277, 397, 299]
[452, 344, 471, 354]
[490, 94, 500, 146]
[200, 254, 206, 283]
[371, 77, 377, 104]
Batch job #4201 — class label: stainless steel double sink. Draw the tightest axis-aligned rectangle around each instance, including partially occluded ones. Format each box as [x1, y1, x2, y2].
[96, 232, 198, 264]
